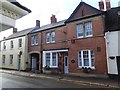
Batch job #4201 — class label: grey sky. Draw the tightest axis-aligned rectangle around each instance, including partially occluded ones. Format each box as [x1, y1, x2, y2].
[0, 0, 119, 40]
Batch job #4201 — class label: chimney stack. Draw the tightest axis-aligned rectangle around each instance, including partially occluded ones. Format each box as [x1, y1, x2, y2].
[99, 0, 104, 11]
[51, 14, 57, 24]
[36, 20, 40, 28]
[105, 0, 111, 10]
[13, 28, 17, 33]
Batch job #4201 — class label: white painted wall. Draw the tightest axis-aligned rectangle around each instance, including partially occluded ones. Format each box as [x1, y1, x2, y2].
[0, 35, 28, 70]
[105, 31, 120, 75]
[106, 31, 119, 56]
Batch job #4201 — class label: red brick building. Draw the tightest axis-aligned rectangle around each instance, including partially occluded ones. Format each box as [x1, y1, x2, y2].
[28, 1, 107, 75]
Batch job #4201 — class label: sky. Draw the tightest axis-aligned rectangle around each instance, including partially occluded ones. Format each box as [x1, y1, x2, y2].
[0, 0, 120, 40]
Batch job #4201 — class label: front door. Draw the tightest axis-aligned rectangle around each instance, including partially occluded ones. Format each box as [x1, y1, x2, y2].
[64, 56, 69, 74]
[32, 57, 37, 71]
[17, 55, 21, 71]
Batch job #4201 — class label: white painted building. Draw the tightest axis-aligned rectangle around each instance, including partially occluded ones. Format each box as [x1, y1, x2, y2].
[0, 0, 31, 31]
[105, 31, 120, 75]
[105, 6, 120, 77]
[0, 28, 33, 70]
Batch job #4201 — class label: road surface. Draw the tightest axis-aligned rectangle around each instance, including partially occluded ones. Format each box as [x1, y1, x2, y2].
[0, 73, 104, 88]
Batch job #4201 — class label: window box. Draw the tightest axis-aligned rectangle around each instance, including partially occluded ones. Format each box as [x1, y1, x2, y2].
[44, 65, 50, 70]
[81, 67, 92, 73]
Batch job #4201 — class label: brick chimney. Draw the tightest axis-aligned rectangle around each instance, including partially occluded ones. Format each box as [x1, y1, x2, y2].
[99, 0, 104, 11]
[51, 14, 57, 24]
[13, 28, 17, 33]
[105, 0, 111, 10]
[36, 20, 40, 28]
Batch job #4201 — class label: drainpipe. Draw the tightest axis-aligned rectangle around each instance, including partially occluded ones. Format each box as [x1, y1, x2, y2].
[40, 32, 43, 73]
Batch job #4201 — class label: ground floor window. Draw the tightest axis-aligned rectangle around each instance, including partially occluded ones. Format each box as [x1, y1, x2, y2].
[43, 52, 58, 68]
[78, 50, 95, 68]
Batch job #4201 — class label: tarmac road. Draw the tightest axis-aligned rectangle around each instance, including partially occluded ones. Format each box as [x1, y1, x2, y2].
[0, 73, 104, 88]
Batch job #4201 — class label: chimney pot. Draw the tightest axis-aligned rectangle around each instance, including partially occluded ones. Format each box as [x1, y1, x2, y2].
[105, 0, 111, 10]
[36, 20, 40, 28]
[13, 28, 17, 33]
[99, 0, 104, 11]
[51, 14, 57, 24]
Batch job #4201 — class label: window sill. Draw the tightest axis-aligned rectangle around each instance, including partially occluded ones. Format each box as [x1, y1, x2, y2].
[77, 36, 93, 39]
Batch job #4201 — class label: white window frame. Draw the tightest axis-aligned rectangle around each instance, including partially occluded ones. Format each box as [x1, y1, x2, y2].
[78, 50, 95, 69]
[46, 32, 55, 43]
[43, 51, 58, 68]
[3, 42, 6, 50]
[77, 23, 83, 38]
[10, 40, 14, 49]
[18, 39, 22, 48]
[46, 32, 51, 43]
[51, 32, 55, 43]
[85, 22, 92, 37]
[31, 35, 38, 46]
[10, 55, 13, 64]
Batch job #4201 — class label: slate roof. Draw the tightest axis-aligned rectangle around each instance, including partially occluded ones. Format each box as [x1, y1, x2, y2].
[6, 27, 38, 40]
[66, 2, 102, 23]
[105, 7, 120, 32]
[31, 19, 66, 33]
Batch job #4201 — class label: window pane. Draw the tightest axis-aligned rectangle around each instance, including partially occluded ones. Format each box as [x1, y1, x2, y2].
[46, 53, 50, 66]
[10, 41, 14, 49]
[51, 32, 55, 42]
[77, 24, 83, 38]
[2, 55, 5, 64]
[79, 51, 82, 66]
[91, 50, 95, 67]
[85, 22, 92, 36]
[46, 33, 50, 43]
[52, 52, 56, 66]
[83, 51, 89, 66]
[19, 39, 22, 47]
[3, 42, 6, 50]
[35, 35, 38, 45]
[10, 55, 13, 64]
[31, 36, 34, 45]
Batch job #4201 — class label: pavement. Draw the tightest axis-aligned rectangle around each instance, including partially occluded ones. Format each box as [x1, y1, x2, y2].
[0, 69, 120, 88]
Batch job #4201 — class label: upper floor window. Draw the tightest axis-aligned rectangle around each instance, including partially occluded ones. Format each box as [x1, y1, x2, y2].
[3, 42, 6, 50]
[10, 40, 14, 49]
[10, 55, 13, 64]
[2, 55, 5, 64]
[51, 32, 55, 43]
[78, 50, 95, 69]
[31, 35, 38, 46]
[77, 21, 92, 38]
[18, 39, 22, 48]
[46, 32, 55, 43]
[77, 24, 83, 38]
[85, 22, 92, 37]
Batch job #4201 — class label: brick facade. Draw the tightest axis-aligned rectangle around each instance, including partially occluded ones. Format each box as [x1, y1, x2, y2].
[28, 2, 108, 75]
